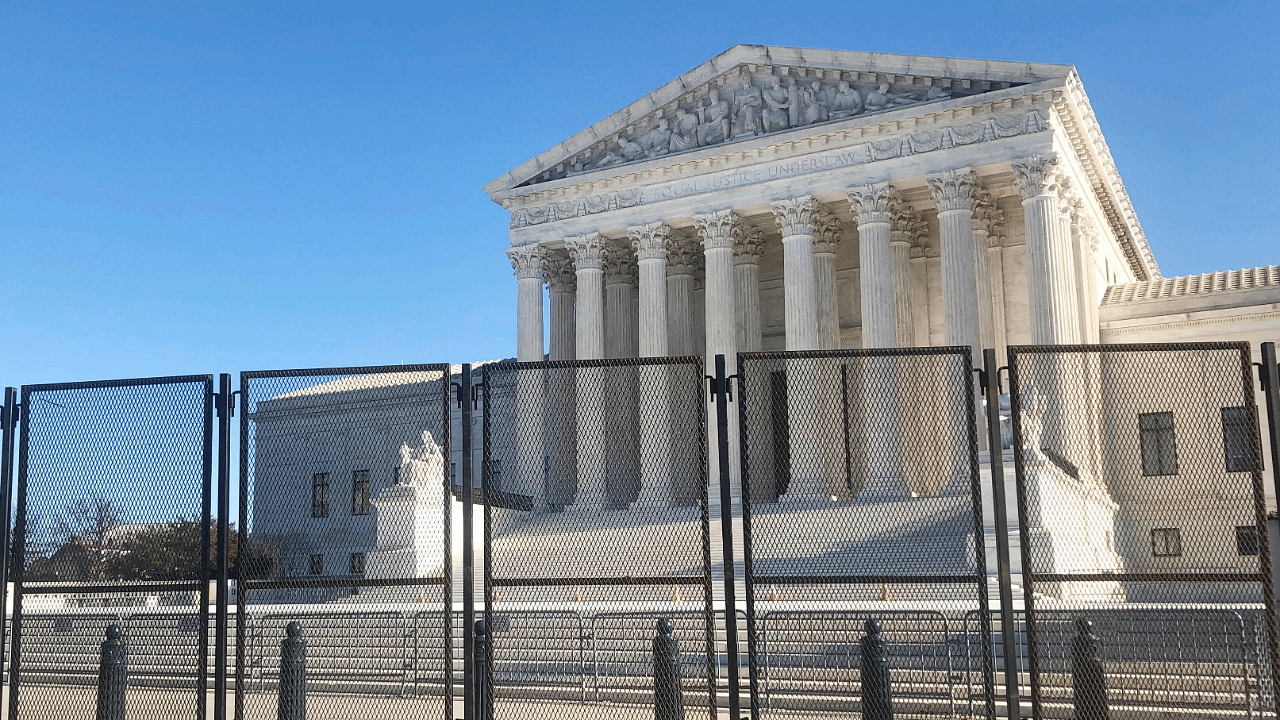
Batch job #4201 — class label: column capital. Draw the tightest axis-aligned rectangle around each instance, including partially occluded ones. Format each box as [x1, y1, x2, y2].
[627, 222, 672, 261]
[565, 233, 607, 271]
[1012, 153, 1063, 200]
[770, 196, 821, 237]
[735, 225, 766, 265]
[506, 244, 547, 280]
[926, 168, 979, 214]
[813, 212, 843, 255]
[693, 210, 740, 251]
[889, 203, 925, 247]
[603, 243, 638, 286]
[545, 253, 577, 293]
[847, 183, 899, 226]
[972, 190, 1005, 237]
[666, 231, 701, 276]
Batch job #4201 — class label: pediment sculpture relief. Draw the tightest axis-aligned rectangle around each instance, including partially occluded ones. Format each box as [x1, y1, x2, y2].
[524, 65, 1008, 186]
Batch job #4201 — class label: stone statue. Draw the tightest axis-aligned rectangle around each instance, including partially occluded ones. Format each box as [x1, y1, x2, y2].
[641, 118, 672, 158]
[865, 83, 892, 113]
[588, 136, 643, 170]
[762, 76, 790, 133]
[397, 430, 445, 487]
[670, 108, 699, 152]
[800, 80, 828, 125]
[827, 80, 864, 119]
[786, 78, 803, 128]
[730, 73, 763, 138]
[695, 89, 730, 146]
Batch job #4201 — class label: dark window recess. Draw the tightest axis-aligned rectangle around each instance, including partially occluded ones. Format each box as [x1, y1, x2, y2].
[1221, 406, 1258, 473]
[350, 552, 366, 575]
[1151, 528, 1182, 558]
[1139, 412, 1178, 476]
[352, 470, 371, 515]
[312, 472, 330, 518]
[309, 554, 324, 575]
[1236, 525, 1260, 556]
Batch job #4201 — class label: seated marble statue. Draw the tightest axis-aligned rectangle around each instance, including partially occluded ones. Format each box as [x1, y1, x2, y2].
[640, 118, 672, 158]
[670, 108, 699, 152]
[827, 81, 864, 119]
[695, 89, 730, 146]
[864, 83, 892, 112]
[762, 76, 790, 133]
[731, 75, 763, 138]
[801, 80, 828, 125]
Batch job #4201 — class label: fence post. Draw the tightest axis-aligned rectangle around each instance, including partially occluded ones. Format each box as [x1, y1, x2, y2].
[653, 618, 685, 720]
[474, 619, 490, 720]
[278, 621, 306, 720]
[1070, 618, 1109, 720]
[983, 348, 1021, 720]
[96, 624, 127, 720]
[860, 618, 893, 720]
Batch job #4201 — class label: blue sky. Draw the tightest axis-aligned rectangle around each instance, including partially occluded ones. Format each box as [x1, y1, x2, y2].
[2, 1, 1277, 388]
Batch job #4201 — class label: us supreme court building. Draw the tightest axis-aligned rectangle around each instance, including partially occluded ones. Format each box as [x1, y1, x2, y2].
[481, 45, 1280, 594]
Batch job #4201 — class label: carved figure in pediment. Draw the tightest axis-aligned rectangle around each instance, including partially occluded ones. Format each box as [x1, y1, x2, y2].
[865, 83, 892, 113]
[588, 137, 642, 170]
[889, 85, 950, 107]
[786, 79, 803, 128]
[800, 80, 829, 125]
[640, 118, 672, 158]
[828, 80, 864, 120]
[670, 108, 699, 152]
[695, 89, 730, 147]
[730, 73, 763, 138]
[762, 76, 791, 133]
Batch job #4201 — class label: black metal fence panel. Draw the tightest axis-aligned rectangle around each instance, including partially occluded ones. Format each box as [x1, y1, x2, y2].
[7, 375, 215, 719]
[1007, 342, 1280, 719]
[736, 348, 995, 719]
[238, 364, 453, 720]
[481, 357, 715, 720]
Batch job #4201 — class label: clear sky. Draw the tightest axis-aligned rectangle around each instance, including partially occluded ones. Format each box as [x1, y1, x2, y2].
[2, 0, 1277, 388]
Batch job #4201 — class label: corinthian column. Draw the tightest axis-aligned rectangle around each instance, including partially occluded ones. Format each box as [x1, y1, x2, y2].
[734, 226, 765, 353]
[848, 184, 899, 349]
[545, 254, 576, 361]
[1013, 154, 1080, 345]
[771, 197, 821, 351]
[507, 244, 547, 362]
[889, 204, 923, 348]
[666, 233, 699, 357]
[629, 222, 673, 506]
[928, 169, 982, 358]
[629, 223, 671, 358]
[813, 214, 843, 351]
[972, 192, 1005, 353]
[506, 244, 548, 511]
[693, 211, 740, 364]
[604, 244, 638, 360]
[565, 233, 608, 509]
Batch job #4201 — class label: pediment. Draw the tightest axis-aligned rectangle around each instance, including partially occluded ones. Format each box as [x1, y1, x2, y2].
[485, 45, 1072, 195]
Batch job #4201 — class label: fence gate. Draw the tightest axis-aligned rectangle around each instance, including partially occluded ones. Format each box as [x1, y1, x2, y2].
[237, 364, 454, 719]
[7, 375, 216, 718]
[736, 348, 996, 719]
[1007, 342, 1280, 719]
[481, 357, 716, 720]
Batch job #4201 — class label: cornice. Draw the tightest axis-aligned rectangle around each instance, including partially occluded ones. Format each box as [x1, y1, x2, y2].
[1052, 72, 1159, 280]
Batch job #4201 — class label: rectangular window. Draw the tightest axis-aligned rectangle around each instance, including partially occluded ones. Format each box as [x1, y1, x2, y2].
[352, 470, 371, 515]
[350, 552, 366, 575]
[1151, 528, 1182, 557]
[309, 554, 324, 575]
[1236, 525, 1260, 556]
[312, 472, 330, 518]
[451, 462, 457, 485]
[1139, 412, 1178, 476]
[1222, 406, 1257, 473]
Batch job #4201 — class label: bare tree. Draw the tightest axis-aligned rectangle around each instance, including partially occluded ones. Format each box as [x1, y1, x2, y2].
[52, 497, 126, 581]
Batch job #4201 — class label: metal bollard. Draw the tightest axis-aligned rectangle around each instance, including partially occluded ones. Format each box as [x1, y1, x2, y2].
[1071, 618, 1110, 720]
[653, 618, 685, 720]
[860, 617, 893, 720]
[474, 619, 491, 720]
[279, 621, 307, 720]
[96, 624, 127, 720]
